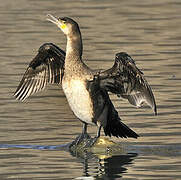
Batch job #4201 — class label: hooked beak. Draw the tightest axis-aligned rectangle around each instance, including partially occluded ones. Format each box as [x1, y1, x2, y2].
[46, 14, 62, 27]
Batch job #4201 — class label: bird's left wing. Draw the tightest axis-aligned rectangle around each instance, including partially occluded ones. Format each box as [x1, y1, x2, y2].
[93, 52, 157, 115]
[14, 43, 65, 101]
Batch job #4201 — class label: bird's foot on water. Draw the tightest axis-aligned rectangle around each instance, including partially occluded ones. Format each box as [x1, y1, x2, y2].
[70, 133, 91, 147]
[85, 136, 99, 148]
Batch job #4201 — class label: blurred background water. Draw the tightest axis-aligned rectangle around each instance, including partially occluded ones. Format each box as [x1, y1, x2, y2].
[0, 0, 181, 179]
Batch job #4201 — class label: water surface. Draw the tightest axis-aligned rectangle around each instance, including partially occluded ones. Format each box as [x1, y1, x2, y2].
[0, 0, 181, 179]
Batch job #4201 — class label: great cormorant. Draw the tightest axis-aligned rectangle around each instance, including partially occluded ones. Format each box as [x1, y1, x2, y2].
[14, 14, 157, 145]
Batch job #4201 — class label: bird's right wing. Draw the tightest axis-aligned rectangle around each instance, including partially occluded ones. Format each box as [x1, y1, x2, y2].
[14, 43, 65, 101]
[94, 52, 157, 115]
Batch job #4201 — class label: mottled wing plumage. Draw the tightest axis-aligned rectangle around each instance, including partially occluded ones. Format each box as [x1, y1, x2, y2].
[14, 43, 65, 101]
[96, 52, 157, 115]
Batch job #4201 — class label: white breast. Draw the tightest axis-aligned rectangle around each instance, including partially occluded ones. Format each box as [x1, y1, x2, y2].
[62, 79, 93, 124]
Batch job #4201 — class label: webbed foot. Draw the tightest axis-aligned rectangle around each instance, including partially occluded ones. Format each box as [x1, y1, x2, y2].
[84, 136, 99, 148]
[70, 132, 91, 147]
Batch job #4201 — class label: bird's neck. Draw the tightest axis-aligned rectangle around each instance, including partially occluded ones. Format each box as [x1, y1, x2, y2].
[65, 33, 83, 69]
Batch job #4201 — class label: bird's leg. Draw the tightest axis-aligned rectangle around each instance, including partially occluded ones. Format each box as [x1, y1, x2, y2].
[96, 125, 102, 138]
[73, 122, 91, 146]
[82, 122, 87, 135]
[86, 125, 102, 147]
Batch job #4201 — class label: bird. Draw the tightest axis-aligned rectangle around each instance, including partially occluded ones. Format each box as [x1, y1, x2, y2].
[14, 14, 157, 146]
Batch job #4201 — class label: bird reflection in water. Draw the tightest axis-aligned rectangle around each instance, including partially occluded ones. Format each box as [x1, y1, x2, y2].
[0, 136, 137, 179]
[71, 151, 137, 179]
[69, 137, 137, 179]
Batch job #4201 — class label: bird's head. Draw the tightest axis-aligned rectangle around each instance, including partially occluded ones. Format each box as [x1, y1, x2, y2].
[47, 14, 80, 36]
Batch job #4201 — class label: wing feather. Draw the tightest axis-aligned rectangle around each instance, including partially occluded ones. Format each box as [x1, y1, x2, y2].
[14, 43, 65, 101]
[96, 52, 157, 115]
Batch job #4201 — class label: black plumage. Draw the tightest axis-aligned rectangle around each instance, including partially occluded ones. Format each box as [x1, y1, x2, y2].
[14, 43, 65, 101]
[97, 52, 157, 115]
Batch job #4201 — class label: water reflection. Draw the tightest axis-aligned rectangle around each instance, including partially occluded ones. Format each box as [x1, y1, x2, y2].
[72, 152, 137, 180]
[69, 137, 138, 179]
[0, 140, 137, 179]
[0, 141, 181, 179]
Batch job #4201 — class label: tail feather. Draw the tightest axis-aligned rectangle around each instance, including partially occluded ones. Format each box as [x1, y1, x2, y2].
[103, 100, 139, 139]
[104, 118, 139, 138]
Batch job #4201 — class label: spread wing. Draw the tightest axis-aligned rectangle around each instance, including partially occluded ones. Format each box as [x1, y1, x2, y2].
[14, 43, 65, 101]
[95, 52, 157, 115]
